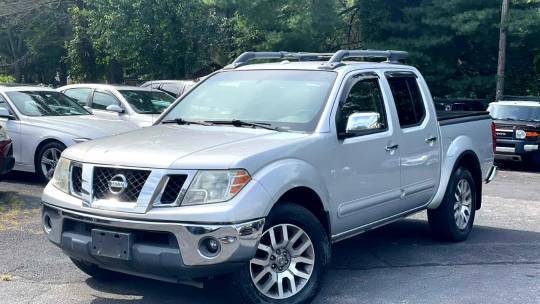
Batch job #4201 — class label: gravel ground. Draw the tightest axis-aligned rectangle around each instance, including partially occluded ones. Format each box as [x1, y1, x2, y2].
[0, 163, 538, 304]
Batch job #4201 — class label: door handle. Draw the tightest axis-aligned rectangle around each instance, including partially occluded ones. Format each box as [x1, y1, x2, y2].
[425, 136, 438, 143]
[385, 144, 399, 152]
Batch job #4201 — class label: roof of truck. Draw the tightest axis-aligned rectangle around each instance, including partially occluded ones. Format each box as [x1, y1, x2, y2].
[494, 100, 540, 107]
[232, 60, 414, 72]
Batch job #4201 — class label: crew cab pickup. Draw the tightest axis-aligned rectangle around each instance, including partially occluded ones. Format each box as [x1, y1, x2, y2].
[42, 50, 496, 303]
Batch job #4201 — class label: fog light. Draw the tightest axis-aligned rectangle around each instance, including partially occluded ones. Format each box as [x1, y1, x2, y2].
[43, 213, 52, 234]
[198, 237, 221, 258]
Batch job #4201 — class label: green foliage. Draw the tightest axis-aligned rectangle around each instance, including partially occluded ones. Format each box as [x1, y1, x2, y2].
[2, 0, 540, 98]
[0, 75, 15, 83]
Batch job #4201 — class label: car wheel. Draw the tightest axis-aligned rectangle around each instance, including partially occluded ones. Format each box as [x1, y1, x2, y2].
[428, 166, 477, 242]
[69, 258, 123, 281]
[35, 141, 66, 182]
[229, 203, 331, 304]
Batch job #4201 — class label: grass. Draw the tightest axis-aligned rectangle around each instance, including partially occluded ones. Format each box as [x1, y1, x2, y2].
[0, 192, 40, 232]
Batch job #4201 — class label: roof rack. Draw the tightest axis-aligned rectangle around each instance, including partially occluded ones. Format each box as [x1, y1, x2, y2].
[223, 49, 408, 70]
[223, 52, 335, 69]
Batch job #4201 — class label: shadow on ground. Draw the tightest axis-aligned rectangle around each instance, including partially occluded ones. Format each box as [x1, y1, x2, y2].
[80, 218, 540, 304]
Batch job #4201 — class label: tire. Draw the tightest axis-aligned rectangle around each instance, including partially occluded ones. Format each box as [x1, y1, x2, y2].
[428, 167, 477, 242]
[35, 141, 66, 182]
[229, 204, 331, 304]
[70, 258, 123, 281]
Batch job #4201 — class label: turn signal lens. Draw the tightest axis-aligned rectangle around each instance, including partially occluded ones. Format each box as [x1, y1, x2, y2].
[526, 131, 539, 138]
[230, 171, 251, 196]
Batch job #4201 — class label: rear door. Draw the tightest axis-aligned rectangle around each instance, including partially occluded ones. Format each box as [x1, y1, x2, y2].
[384, 71, 440, 211]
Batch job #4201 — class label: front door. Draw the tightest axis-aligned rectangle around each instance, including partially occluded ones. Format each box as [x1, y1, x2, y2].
[384, 71, 440, 211]
[90, 90, 124, 120]
[0, 95, 21, 165]
[331, 73, 401, 234]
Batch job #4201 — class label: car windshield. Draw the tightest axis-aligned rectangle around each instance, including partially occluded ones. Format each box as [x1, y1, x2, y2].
[488, 104, 540, 122]
[6, 91, 90, 117]
[118, 90, 175, 114]
[161, 70, 337, 132]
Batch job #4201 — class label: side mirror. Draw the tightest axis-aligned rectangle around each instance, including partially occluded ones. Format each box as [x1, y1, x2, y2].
[339, 112, 382, 139]
[106, 104, 124, 113]
[0, 107, 14, 119]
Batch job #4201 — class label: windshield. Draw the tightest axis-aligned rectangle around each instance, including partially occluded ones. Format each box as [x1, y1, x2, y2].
[6, 91, 90, 117]
[161, 70, 337, 132]
[488, 104, 540, 122]
[118, 90, 175, 114]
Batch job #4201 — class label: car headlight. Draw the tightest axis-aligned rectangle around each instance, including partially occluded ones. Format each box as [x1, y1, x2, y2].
[182, 169, 251, 206]
[0, 127, 9, 141]
[73, 138, 91, 144]
[516, 130, 526, 139]
[51, 157, 71, 193]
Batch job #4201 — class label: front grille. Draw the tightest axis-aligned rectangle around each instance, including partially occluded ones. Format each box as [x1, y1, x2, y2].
[495, 128, 514, 139]
[160, 175, 188, 204]
[71, 164, 83, 195]
[93, 167, 150, 202]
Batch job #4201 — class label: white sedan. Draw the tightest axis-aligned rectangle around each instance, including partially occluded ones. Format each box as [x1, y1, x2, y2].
[58, 84, 176, 127]
[0, 85, 139, 181]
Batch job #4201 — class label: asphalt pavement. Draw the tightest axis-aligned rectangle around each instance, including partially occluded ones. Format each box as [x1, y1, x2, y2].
[0, 163, 538, 304]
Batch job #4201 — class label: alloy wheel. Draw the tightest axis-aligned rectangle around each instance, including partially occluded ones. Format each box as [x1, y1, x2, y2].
[40, 147, 62, 180]
[249, 223, 315, 300]
[454, 179, 472, 230]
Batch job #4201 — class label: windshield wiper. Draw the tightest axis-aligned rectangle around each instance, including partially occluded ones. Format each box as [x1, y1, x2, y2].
[162, 118, 214, 126]
[208, 119, 285, 131]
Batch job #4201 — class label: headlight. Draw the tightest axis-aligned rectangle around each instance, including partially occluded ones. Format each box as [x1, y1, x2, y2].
[182, 169, 251, 206]
[73, 138, 91, 144]
[51, 157, 71, 193]
[516, 130, 526, 139]
[0, 127, 9, 141]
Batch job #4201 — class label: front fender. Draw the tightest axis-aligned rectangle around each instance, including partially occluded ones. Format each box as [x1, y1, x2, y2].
[252, 158, 330, 216]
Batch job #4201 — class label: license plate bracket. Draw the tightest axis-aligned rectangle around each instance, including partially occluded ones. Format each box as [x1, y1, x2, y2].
[91, 229, 132, 260]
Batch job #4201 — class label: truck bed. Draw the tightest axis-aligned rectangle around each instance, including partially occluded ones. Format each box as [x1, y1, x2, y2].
[437, 111, 491, 126]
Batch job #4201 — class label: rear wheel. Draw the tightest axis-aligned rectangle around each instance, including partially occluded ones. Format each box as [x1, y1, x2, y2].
[428, 167, 477, 242]
[70, 258, 123, 281]
[35, 141, 66, 182]
[229, 204, 330, 304]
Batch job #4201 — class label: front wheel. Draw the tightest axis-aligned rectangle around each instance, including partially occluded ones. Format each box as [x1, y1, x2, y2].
[35, 141, 66, 182]
[428, 166, 477, 242]
[229, 204, 330, 304]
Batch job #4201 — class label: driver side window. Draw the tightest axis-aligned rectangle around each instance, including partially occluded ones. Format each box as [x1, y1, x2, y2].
[337, 77, 388, 136]
[91, 91, 120, 110]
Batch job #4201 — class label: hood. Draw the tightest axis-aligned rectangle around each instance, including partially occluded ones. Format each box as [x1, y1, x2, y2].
[27, 115, 139, 138]
[63, 125, 309, 170]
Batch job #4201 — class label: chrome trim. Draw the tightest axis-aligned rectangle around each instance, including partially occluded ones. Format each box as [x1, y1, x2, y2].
[495, 146, 515, 154]
[43, 203, 264, 266]
[524, 144, 539, 152]
[68, 161, 83, 198]
[76, 162, 197, 213]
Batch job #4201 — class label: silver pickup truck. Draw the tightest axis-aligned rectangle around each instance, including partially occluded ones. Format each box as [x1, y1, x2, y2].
[42, 50, 496, 304]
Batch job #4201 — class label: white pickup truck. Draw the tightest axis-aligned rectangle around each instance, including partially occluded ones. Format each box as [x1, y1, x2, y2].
[42, 50, 496, 304]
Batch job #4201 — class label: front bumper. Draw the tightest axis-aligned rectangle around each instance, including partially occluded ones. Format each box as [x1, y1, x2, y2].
[42, 203, 264, 281]
[495, 138, 540, 161]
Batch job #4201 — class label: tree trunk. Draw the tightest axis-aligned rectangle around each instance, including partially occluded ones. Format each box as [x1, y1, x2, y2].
[495, 0, 510, 101]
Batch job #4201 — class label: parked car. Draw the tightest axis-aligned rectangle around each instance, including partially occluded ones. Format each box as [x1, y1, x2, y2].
[57, 84, 176, 127]
[42, 50, 496, 303]
[0, 126, 15, 179]
[0, 86, 139, 181]
[488, 98, 540, 166]
[140, 80, 195, 98]
[434, 98, 488, 112]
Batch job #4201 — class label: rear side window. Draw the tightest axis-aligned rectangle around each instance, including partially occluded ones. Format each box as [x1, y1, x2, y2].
[64, 88, 92, 106]
[387, 76, 425, 127]
[161, 83, 182, 97]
